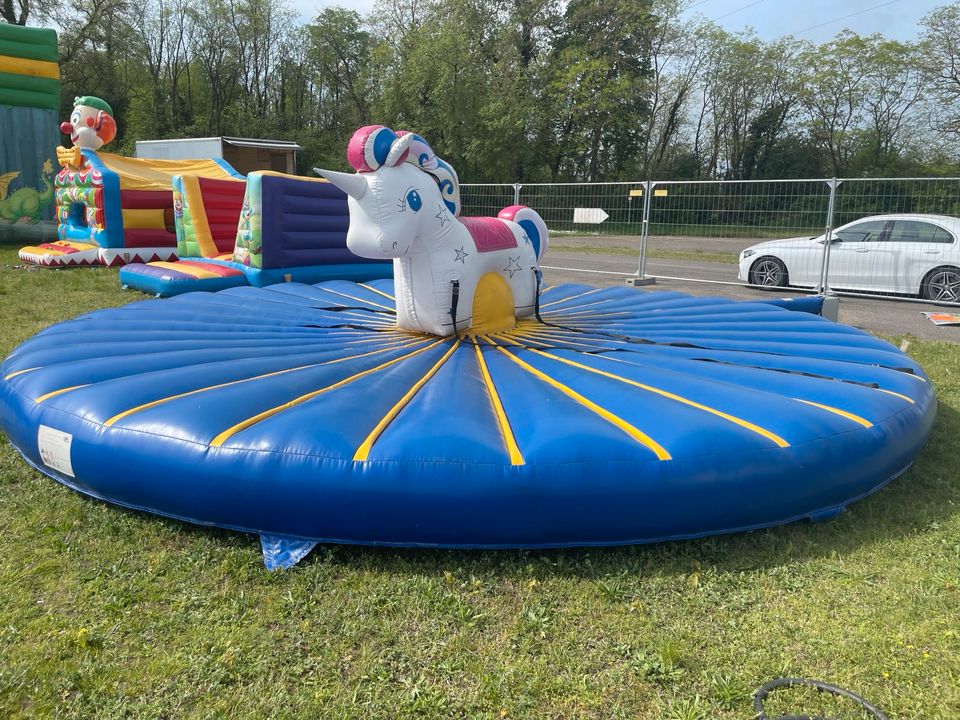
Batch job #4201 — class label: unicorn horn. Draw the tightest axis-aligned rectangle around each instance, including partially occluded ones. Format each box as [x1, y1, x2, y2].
[314, 168, 368, 199]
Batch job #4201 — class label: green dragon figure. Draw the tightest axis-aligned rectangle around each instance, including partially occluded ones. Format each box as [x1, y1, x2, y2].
[0, 159, 55, 224]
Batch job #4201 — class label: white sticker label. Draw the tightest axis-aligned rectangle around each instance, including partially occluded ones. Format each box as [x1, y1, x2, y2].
[37, 425, 75, 478]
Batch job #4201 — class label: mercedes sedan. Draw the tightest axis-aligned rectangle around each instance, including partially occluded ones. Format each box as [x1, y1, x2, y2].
[738, 214, 960, 302]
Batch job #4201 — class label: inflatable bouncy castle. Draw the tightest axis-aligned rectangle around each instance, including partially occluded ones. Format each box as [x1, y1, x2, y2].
[18, 96, 242, 267]
[0, 24, 59, 245]
[171, 174, 247, 260]
[115, 174, 250, 294]
[119, 171, 392, 296]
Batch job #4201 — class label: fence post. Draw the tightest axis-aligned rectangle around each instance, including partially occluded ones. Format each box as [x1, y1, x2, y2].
[627, 179, 656, 287]
[513, 183, 522, 206]
[817, 178, 840, 294]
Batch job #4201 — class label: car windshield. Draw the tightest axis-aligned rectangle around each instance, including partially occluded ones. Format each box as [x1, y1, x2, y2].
[834, 220, 887, 242]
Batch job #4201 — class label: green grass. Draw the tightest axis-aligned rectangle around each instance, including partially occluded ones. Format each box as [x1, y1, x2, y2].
[1, 246, 959, 718]
[550, 244, 740, 265]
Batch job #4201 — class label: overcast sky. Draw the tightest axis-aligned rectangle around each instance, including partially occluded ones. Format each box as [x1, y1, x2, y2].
[294, 0, 944, 43]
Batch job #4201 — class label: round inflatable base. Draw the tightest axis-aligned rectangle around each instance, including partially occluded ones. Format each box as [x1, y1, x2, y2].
[0, 280, 936, 568]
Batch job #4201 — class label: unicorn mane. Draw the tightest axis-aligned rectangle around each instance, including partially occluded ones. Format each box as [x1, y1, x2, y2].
[346, 125, 461, 216]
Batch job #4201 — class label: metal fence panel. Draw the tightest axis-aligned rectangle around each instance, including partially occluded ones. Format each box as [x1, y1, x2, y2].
[460, 178, 960, 306]
[647, 179, 832, 292]
[460, 183, 518, 218]
[516, 183, 647, 237]
[463, 182, 648, 234]
[826, 179, 960, 303]
[648, 180, 830, 239]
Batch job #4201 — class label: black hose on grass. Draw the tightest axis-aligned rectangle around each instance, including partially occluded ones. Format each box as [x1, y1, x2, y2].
[754, 677, 890, 720]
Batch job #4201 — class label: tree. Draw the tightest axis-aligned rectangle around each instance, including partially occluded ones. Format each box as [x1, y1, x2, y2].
[6, 0, 953, 180]
[127, 0, 194, 138]
[640, 0, 710, 177]
[920, 2, 960, 135]
[1, 0, 61, 24]
[188, 0, 243, 135]
[1, 0, 28, 24]
[798, 31, 871, 176]
[859, 36, 926, 171]
[547, 0, 655, 181]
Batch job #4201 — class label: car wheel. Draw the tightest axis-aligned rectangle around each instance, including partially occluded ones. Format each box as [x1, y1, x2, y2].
[748, 256, 789, 288]
[921, 266, 960, 302]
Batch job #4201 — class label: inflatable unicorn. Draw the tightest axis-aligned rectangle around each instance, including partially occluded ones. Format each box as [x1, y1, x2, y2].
[317, 125, 549, 336]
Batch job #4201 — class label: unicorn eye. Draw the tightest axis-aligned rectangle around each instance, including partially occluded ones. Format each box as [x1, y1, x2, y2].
[405, 189, 422, 212]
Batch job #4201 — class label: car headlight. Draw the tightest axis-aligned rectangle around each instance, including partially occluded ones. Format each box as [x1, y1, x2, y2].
[741, 249, 756, 259]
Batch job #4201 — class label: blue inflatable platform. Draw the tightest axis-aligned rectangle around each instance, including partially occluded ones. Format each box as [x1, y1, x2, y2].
[0, 282, 936, 568]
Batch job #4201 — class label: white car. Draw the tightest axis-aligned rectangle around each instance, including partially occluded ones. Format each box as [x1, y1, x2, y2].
[738, 214, 960, 302]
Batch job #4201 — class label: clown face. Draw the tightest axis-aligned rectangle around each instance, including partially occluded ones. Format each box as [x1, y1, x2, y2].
[60, 105, 116, 150]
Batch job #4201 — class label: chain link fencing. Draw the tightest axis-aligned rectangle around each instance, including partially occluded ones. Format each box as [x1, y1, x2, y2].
[460, 178, 960, 306]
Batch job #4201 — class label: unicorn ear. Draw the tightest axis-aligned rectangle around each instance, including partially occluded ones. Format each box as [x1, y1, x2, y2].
[348, 125, 405, 172]
[385, 133, 415, 167]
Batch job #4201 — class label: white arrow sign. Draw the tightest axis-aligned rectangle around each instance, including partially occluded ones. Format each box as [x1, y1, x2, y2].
[573, 207, 609, 224]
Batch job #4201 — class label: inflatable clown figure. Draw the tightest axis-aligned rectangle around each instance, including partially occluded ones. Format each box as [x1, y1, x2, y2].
[56, 96, 116, 169]
[317, 125, 549, 337]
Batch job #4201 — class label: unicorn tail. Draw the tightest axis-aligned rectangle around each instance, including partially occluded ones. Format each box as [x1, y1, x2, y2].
[498, 205, 549, 262]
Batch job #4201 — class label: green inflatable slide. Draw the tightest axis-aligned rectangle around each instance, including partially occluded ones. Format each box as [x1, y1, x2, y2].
[0, 23, 59, 244]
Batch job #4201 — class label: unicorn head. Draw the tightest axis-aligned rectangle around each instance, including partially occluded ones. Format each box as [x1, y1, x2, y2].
[316, 125, 461, 259]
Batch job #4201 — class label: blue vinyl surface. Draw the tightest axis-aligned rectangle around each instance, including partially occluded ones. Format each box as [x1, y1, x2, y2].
[0, 282, 936, 566]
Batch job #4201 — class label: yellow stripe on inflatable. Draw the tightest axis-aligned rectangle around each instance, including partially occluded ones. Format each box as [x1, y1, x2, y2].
[539, 288, 602, 310]
[511, 327, 613, 351]
[502, 329, 553, 348]
[36, 385, 89, 403]
[0, 54, 58, 79]
[795, 399, 873, 428]
[121, 207, 167, 230]
[542, 297, 620, 315]
[354, 340, 460, 461]
[317, 285, 395, 312]
[877, 388, 915, 404]
[105, 338, 424, 427]
[180, 175, 218, 258]
[210, 339, 445, 447]
[4, 366, 39, 381]
[147, 261, 222, 280]
[531, 349, 790, 448]
[489, 333, 522, 346]
[357, 283, 396, 301]
[493, 345, 671, 461]
[473, 340, 524, 466]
